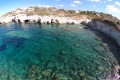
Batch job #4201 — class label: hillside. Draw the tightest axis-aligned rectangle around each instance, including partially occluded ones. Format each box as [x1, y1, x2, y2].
[0, 6, 120, 26]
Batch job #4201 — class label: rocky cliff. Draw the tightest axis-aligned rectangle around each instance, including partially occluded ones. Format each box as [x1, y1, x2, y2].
[86, 19, 120, 45]
[83, 19, 120, 80]
[0, 7, 91, 24]
[1, 7, 120, 25]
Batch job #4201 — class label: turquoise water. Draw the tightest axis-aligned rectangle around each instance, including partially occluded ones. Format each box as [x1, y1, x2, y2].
[0, 23, 119, 80]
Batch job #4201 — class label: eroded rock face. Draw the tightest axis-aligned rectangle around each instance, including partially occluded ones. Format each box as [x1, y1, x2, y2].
[87, 19, 120, 46]
[0, 14, 91, 24]
[0, 16, 14, 24]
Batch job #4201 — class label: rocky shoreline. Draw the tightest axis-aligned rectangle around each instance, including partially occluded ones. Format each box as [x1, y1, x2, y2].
[0, 14, 91, 24]
[83, 19, 120, 80]
[105, 65, 120, 80]
[84, 19, 120, 46]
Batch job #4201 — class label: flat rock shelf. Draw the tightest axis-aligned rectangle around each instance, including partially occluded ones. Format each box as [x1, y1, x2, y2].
[0, 23, 119, 80]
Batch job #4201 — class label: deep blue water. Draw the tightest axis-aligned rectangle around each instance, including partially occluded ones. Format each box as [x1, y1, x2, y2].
[0, 23, 119, 80]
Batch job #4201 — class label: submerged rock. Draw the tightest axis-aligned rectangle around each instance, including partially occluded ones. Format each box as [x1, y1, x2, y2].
[52, 73, 70, 80]
[28, 65, 40, 79]
[42, 69, 52, 77]
[95, 36, 102, 41]
[79, 70, 86, 77]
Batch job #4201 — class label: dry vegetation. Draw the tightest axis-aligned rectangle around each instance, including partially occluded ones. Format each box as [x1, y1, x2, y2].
[1, 7, 120, 26]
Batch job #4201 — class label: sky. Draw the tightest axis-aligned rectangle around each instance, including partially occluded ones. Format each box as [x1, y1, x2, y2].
[0, 0, 120, 19]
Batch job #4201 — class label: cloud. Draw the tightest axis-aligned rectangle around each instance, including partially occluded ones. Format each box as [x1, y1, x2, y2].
[34, 4, 52, 7]
[93, 5, 96, 7]
[115, 1, 120, 6]
[70, 0, 81, 8]
[70, 4, 77, 7]
[103, 1, 106, 3]
[55, 0, 60, 1]
[73, 0, 82, 4]
[107, 0, 112, 1]
[106, 5, 120, 19]
[106, 5, 120, 13]
[88, 0, 100, 2]
[55, 5, 64, 7]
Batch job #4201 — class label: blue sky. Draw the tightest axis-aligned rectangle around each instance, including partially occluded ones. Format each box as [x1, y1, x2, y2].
[0, 0, 120, 19]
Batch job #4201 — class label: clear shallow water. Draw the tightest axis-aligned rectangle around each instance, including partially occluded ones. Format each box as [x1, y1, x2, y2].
[0, 23, 119, 80]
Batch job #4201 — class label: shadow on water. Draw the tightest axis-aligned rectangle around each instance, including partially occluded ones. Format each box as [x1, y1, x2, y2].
[8, 23, 24, 30]
[0, 37, 25, 57]
[2, 37, 25, 46]
[90, 29, 120, 65]
[0, 44, 7, 51]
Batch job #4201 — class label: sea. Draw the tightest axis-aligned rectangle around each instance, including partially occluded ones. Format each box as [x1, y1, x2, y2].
[0, 23, 119, 80]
